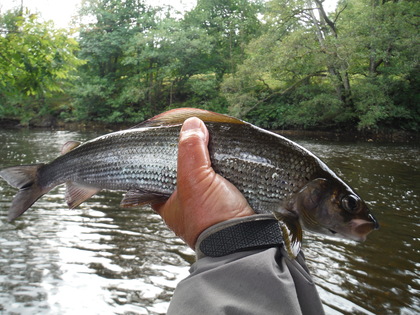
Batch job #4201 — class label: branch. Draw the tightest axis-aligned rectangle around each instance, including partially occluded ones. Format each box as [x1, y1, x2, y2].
[242, 71, 327, 116]
[333, 3, 348, 24]
[313, 0, 337, 37]
[276, 7, 319, 26]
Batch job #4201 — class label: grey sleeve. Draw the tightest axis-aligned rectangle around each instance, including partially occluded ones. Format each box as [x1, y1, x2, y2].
[167, 247, 325, 315]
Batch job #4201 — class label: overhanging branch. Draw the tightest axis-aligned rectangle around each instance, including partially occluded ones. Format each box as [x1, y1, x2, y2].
[242, 71, 327, 116]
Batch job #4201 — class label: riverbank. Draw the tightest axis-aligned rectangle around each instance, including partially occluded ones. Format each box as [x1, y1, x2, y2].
[1, 118, 418, 143]
[277, 129, 420, 143]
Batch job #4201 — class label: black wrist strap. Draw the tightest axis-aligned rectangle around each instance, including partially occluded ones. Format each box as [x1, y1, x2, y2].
[197, 215, 283, 258]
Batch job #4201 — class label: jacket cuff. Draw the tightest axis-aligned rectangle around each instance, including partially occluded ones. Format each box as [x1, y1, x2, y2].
[195, 214, 283, 259]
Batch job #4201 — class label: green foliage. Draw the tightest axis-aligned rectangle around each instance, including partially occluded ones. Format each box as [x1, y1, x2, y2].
[239, 85, 347, 130]
[352, 76, 416, 130]
[180, 75, 230, 113]
[69, 0, 156, 122]
[0, 0, 418, 132]
[0, 9, 84, 124]
[184, 0, 263, 79]
[222, 0, 419, 131]
[70, 0, 262, 123]
[337, 0, 420, 130]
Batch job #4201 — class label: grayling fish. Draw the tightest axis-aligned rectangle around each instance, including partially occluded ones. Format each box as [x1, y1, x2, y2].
[0, 108, 378, 256]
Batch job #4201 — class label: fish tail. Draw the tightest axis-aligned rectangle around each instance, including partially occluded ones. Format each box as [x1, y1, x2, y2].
[0, 164, 48, 221]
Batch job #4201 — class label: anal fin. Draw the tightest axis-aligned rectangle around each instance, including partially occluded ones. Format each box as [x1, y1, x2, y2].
[121, 190, 169, 208]
[66, 182, 100, 209]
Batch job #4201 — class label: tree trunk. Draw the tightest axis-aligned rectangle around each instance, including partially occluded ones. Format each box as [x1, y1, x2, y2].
[309, 0, 354, 109]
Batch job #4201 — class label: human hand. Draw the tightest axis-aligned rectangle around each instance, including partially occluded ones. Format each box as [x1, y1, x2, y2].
[152, 117, 254, 248]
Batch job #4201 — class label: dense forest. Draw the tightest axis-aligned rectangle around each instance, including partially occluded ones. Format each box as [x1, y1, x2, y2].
[0, 0, 418, 131]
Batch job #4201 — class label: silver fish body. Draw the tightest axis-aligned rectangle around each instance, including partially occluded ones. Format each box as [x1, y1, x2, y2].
[38, 123, 324, 213]
[0, 108, 379, 246]
[40, 127, 179, 196]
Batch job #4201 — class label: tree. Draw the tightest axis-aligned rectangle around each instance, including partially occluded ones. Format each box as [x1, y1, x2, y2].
[338, 0, 419, 130]
[121, 16, 215, 111]
[185, 0, 263, 81]
[73, 0, 264, 122]
[222, 0, 348, 127]
[222, 0, 419, 130]
[0, 9, 83, 124]
[72, 0, 158, 122]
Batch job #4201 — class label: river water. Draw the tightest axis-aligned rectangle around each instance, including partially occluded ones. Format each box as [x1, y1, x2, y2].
[0, 128, 418, 315]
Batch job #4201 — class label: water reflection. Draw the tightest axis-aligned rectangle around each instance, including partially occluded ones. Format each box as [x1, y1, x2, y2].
[0, 129, 419, 314]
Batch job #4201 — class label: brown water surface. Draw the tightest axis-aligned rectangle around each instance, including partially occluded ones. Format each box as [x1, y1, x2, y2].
[0, 129, 418, 314]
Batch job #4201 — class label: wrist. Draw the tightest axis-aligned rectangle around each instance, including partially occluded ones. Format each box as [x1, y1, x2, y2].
[185, 211, 252, 249]
[195, 214, 283, 259]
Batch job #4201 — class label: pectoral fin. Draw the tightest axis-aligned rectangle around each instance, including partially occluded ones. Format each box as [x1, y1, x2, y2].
[120, 190, 169, 207]
[66, 182, 100, 209]
[273, 211, 302, 259]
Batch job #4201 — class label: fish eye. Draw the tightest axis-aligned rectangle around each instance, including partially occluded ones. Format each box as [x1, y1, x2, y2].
[341, 194, 361, 213]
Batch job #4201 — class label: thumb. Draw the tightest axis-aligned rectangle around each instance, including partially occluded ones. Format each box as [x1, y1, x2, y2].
[177, 117, 211, 188]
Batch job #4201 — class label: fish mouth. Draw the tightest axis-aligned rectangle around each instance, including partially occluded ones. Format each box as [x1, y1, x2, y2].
[348, 219, 378, 241]
[328, 218, 378, 241]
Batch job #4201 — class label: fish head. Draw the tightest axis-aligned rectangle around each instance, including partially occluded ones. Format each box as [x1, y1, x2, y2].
[293, 178, 379, 241]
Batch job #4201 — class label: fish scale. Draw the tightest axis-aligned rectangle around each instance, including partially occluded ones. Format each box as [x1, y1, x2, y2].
[52, 128, 179, 194]
[206, 122, 322, 213]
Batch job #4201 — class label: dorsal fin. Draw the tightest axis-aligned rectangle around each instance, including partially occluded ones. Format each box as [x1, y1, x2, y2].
[131, 108, 245, 128]
[61, 141, 81, 155]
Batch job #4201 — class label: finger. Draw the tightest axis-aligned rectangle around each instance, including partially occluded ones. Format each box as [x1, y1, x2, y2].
[152, 118, 209, 214]
[177, 117, 211, 182]
[152, 118, 209, 215]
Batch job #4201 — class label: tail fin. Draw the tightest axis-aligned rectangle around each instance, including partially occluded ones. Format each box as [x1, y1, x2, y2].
[0, 164, 47, 221]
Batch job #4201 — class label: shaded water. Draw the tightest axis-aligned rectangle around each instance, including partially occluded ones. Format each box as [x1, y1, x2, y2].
[0, 129, 418, 314]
